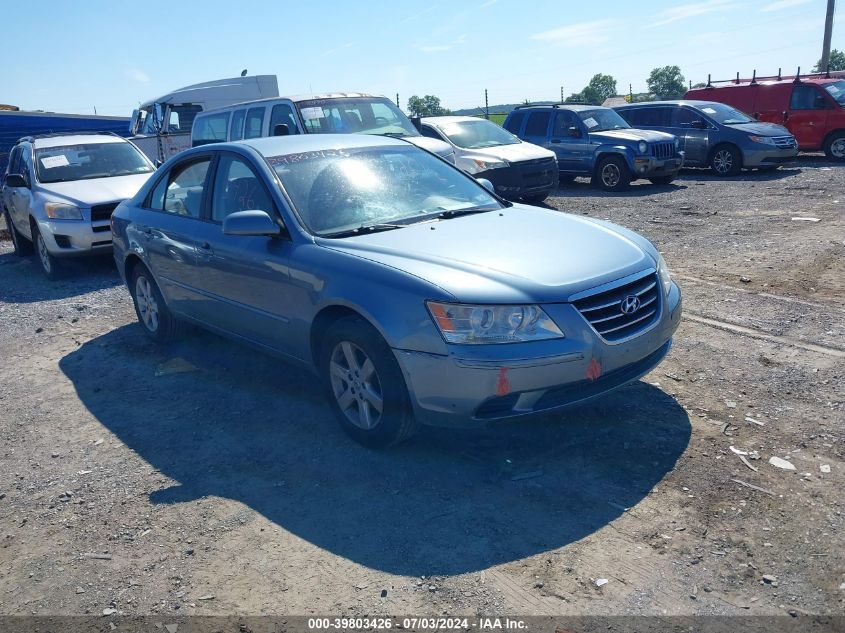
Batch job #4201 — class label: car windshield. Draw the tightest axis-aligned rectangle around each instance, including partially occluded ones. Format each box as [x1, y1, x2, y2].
[266, 145, 503, 237]
[697, 102, 755, 125]
[35, 142, 153, 184]
[296, 97, 421, 138]
[824, 80, 845, 106]
[434, 120, 520, 149]
[577, 108, 630, 132]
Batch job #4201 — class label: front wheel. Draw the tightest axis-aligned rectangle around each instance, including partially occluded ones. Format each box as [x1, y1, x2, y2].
[130, 265, 183, 342]
[4, 209, 33, 256]
[593, 156, 631, 191]
[823, 131, 845, 161]
[710, 145, 742, 176]
[33, 226, 62, 280]
[649, 175, 676, 185]
[319, 316, 418, 448]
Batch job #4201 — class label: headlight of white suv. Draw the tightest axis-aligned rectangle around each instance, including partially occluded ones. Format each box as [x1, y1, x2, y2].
[472, 158, 508, 171]
[657, 253, 672, 295]
[427, 301, 564, 344]
[44, 203, 83, 220]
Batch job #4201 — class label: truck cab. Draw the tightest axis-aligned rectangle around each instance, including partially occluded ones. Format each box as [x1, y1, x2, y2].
[129, 75, 279, 164]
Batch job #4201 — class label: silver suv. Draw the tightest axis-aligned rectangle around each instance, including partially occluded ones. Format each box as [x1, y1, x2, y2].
[2, 133, 155, 278]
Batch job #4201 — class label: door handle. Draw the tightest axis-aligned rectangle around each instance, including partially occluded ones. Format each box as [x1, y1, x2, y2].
[200, 241, 211, 250]
[550, 139, 561, 144]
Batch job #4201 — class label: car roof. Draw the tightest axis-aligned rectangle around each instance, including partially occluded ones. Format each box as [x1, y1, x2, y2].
[616, 100, 723, 108]
[198, 92, 383, 113]
[514, 104, 602, 113]
[421, 115, 491, 125]
[31, 134, 128, 149]
[225, 133, 408, 156]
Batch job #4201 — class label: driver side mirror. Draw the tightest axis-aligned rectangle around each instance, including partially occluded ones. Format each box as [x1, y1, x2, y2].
[4, 174, 28, 188]
[273, 123, 290, 136]
[568, 126, 581, 138]
[223, 210, 283, 237]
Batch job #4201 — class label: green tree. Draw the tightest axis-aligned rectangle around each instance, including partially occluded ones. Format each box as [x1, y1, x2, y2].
[407, 95, 451, 117]
[583, 73, 617, 105]
[813, 49, 845, 72]
[691, 82, 707, 89]
[647, 65, 687, 99]
[564, 92, 585, 103]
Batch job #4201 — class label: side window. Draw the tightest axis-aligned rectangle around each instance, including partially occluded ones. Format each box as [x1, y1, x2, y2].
[790, 85, 828, 110]
[7, 146, 22, 175]
[673, 107, 704, 127]
[210, 155, 274, 222]
[525, 112, 551, 136]
[230, 109, 246, 141]
[269, 104, 300, 135]
[168, 105, 202, 133]
[552, 111, 577, 136]
[193, 112, 230, 146]
[628, 108, 670, 127]
[420, 125, 445, 141]
[158, 159, 211, 217]
[244, 107, 265, 139]
[504, 112, 525, 134]
[20, 149, 33, 184]
[148, 172, 168, 210]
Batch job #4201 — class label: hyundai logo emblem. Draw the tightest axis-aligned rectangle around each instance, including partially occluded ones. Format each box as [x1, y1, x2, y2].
[619, 295, 641, 315]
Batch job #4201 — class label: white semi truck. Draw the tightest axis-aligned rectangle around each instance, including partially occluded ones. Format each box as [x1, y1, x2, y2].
[129, 75, 279, 163]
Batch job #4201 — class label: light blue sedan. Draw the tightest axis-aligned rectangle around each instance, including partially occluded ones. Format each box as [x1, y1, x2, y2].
[111, 134, 682, 447]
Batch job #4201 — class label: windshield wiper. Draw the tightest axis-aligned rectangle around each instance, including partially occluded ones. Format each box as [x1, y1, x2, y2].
[437, 206, 498, 219]
[322, 223, 406, 238]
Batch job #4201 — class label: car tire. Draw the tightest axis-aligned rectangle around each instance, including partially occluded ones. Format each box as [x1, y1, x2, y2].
[32, 225, 62, 280]
[319, 316, 418, 448]
[593, 156, 631, 191]
[822, 131, 845, 161]
[522, 193, 549, 205]
[709, 144, 742, 176]
[649, 175, 675, 185]
[130, 265, 184, 342]
[3, 208, 33, 256]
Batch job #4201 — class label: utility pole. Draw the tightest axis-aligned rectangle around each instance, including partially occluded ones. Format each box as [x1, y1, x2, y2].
[821, 0, 835, 71]
[560, 86, 564, 103]
[396, 93, 400, 108]
[629, 83, 633, 102]
[484, 89, 489, 120]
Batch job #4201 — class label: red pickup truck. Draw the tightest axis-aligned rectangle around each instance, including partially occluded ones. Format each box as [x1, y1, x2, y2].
[686, 75, 845, 160]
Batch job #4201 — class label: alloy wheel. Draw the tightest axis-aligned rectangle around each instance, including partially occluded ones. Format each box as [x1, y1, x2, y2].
[135, 275, 160, 333]
[713, 149, 733, 174]
[601, 163, 621, 188]
[329, 341, 384, 430]
[831, 138, 845, 159]
[36, 234, 52, 275]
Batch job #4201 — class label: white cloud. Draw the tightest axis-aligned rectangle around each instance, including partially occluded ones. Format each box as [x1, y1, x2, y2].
[127, 69, 150, 83]
[648, 0, 740, 28]
[479, 0, 498, 7]
[416, 34, 467, 53]
[531, 20, 615, 47]
[761, 0, 810, 12]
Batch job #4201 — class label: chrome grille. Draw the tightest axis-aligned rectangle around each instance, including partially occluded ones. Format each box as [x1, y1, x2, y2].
[650, 142, 674, 160]
[771, 135, 797, 149]
[572, 273, 661, 342]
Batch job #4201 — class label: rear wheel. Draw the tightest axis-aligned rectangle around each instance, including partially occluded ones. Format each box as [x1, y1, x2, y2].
[130, 265, 183, 342]
[33, 226, 62, 280]
[649, 175, 675, 185]
[823, 131, 845, 161]
[319, 316, 418, 448]
[3, 209, 33, 256]
[593, 156, 631, 191]
[709, 144, 742, 176]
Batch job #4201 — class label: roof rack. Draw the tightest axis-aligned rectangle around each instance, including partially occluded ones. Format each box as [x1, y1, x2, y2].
[703, 65, 836, 88]
[16, 131, 123, 144]
[513, 101, 592, 110]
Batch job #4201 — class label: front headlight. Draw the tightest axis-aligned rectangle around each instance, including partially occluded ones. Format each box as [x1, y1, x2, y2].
[44, 203, 83, 220]
[638, 141, 649, 154]
[657, 253, 672, 296]
[472, 158, 508, 170]
[674, 137, 680, 150]
[748, 135, 776, 145]
[426, 302, 564, 344]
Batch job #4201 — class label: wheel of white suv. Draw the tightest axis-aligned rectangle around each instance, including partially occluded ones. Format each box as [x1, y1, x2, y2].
[32, 226, 62, 280]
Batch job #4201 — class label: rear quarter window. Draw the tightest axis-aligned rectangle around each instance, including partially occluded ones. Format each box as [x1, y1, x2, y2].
[525, 112, 551, 136]
[193, 112, 231, 146]
[504, 112, 525, 134]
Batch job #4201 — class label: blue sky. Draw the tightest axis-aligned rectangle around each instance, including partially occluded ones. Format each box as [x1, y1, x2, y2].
[3, 0, 841, 116]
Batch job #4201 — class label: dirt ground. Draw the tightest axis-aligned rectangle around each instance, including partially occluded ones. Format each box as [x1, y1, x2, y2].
[0, 157, 843, 624]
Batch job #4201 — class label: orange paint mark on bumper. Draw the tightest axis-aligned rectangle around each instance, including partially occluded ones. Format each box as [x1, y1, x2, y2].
[496, 367, 511, 396]
[586, 357, 602, 381]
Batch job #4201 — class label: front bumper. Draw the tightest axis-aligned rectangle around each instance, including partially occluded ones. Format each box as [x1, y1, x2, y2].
[36, 216, 112, 257]
[632, 154, 684, 179]
[477, 160, 559, 200]
[741, 146, 798, 168]
[394, 281, 682, 427]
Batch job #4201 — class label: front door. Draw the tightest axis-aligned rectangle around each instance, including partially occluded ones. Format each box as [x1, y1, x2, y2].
[671, 106, 710, 165]
[191, 153, 297, 356]
[787, 84, 830, 149]
[550, 110, 589, 172]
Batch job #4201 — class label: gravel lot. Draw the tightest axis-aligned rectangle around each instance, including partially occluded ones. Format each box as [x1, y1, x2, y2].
[0, 158, 843, 623]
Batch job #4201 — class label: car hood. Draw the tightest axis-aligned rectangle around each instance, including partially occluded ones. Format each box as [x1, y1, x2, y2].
[37, 173, 153, 207]
[726, 121, 792, 136]
[320, 206, 655, 304]
[462, 141, 555, 162]
[590, 128, 676, 143]
[403, 136, 456, 161]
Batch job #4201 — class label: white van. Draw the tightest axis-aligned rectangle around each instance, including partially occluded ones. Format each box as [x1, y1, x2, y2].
[190, 92, 456, 164]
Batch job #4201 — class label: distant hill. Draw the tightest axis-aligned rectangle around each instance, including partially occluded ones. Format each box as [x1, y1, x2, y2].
[452, 102, 557, 116]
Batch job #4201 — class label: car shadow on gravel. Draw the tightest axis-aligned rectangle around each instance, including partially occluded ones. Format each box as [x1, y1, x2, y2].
[0, 249, 120, 303]
[60, 325, 691, 577]
[676, 166, 802, 182]
[550, 179, 688, 199]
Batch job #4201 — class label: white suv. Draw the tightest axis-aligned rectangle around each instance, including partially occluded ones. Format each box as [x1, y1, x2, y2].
[2, 133, 155, 278]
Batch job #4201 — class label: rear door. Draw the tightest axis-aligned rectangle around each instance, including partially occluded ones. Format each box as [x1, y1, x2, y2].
[787, 84, 830, 149]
